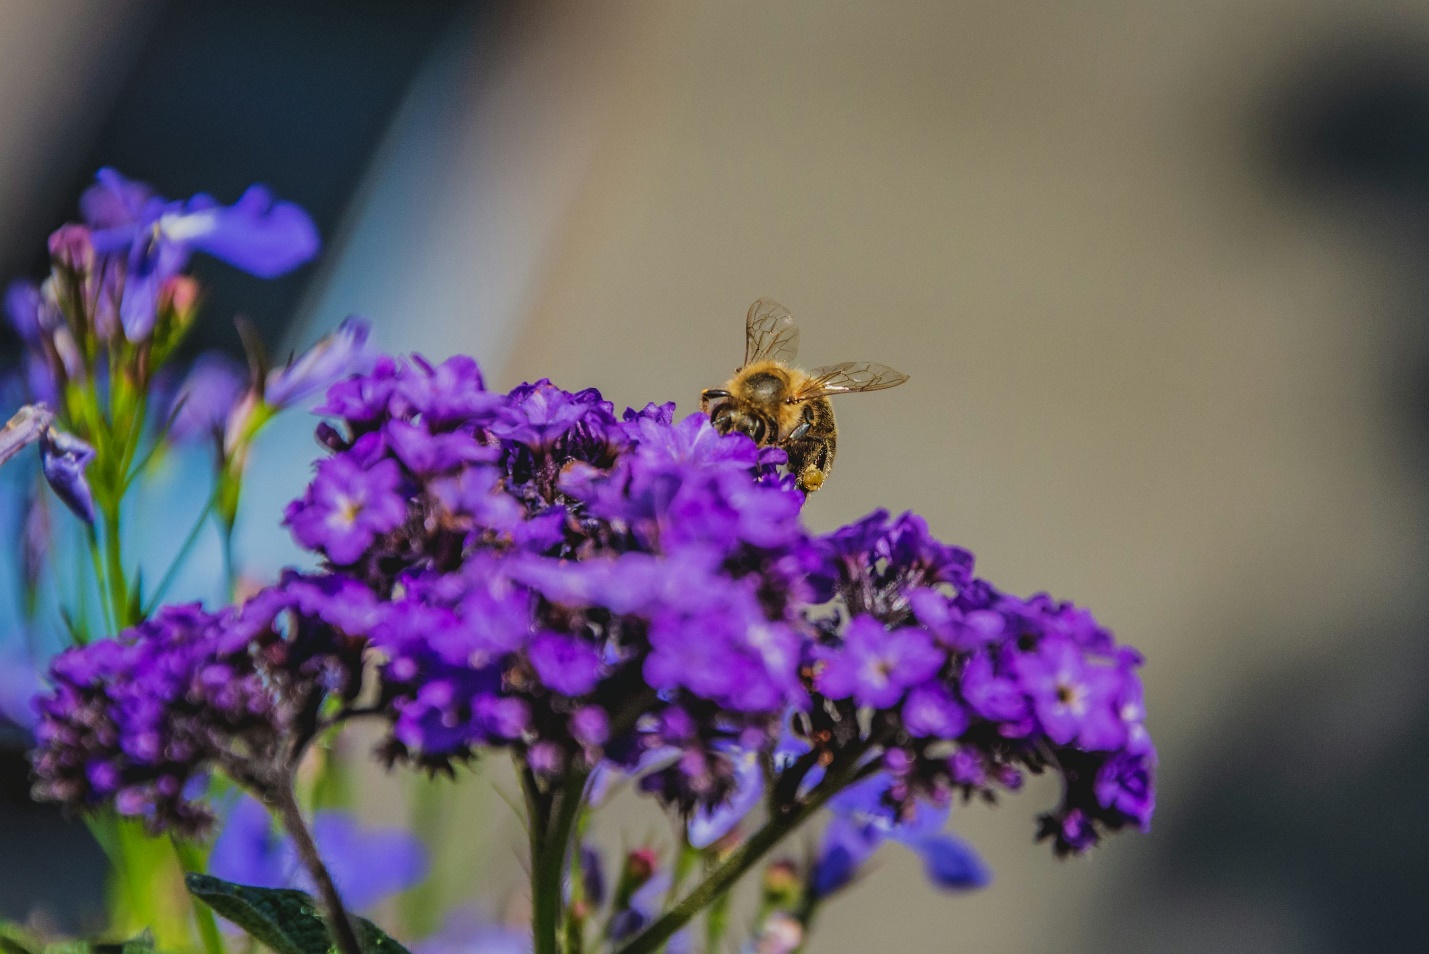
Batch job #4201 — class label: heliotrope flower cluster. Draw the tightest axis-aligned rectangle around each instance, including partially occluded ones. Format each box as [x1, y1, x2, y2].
[31, 572, 373, 835]
[283, 356, 815, 814]
[31, 348, 1156, 953]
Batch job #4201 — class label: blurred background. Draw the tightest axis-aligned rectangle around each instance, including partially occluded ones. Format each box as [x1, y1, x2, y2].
[3, 0, 1428, 951]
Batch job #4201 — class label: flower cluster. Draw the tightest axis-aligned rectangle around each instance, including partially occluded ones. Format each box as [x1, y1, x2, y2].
[30, 346, 1156, 954]
[31, 572, 373, 835]
[35, 353, 1156, 860]
[284, 356, 815, 813]
[800, 509, 1156, 855]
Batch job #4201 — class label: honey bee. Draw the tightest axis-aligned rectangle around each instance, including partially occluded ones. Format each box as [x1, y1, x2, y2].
[700, 298, 909, 492]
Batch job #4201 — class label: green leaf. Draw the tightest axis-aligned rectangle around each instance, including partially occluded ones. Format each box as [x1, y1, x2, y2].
[0, 922, 40, 954]
[185, 874, 329, 954]
[351, 921, 411, 954]
[185, 874, 413, 954]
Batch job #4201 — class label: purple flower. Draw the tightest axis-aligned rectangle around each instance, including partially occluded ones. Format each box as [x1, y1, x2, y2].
[164, 185, 320, 279]
[168, 353, 248, 443]
[1013, 638, 1120, 747]
[902, 683, 968, 738]
[414, 912, 531, 954]
[39, 426, 96, 523]
[815, 616, 944, 709]
[285, 454, 406, 564]
[686, 747, 763, 848]
[210, 794, 428, 911]
[491, 380, 615, 452]
[31, 577, 370, 835]
[814, 773, 989, 897]
[959, 650, 1028, 723]
[265, 318, 372, 409]
[528, 633, 602, 696]
[82, 169, 319, 341]
[1094, 753, 1155, 830]
[4, 281, 45, 344]
[393, 355, 500, 428]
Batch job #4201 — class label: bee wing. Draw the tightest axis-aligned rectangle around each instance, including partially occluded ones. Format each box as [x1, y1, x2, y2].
[793, 361, 910, 399]
[744, 298, 801, 366]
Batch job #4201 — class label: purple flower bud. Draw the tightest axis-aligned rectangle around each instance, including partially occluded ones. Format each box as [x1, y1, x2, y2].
[570, 706, 610, 749]
[39, 427, 95, 523]
[4, 281, 44, 344]
[47, 225, 94, 273]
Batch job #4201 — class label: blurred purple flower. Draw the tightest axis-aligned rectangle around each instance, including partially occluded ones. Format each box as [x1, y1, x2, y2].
[413, 911, 530, 954]
[813, 774, 988, 898]
[686, 746, 763, 848]
[210, 793, 427, 911]
[168, 353, 248, 443]
[265, 318, 372, 409]
[82, 169, 319, 340]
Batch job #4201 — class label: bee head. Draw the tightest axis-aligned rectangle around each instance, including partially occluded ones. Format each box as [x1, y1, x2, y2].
[713, 405, 771, 444]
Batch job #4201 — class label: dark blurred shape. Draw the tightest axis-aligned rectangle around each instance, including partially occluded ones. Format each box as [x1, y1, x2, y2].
[0, 0, 470, 928]
[1096, 34, 1429, 954]
[1270, 37, 1429, 201]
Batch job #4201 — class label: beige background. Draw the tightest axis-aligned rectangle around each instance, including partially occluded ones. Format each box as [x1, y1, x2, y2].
[300, 2, 1429, 951]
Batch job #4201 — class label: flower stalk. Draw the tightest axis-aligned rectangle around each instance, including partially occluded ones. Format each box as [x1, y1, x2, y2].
[271, 783, 364, 954]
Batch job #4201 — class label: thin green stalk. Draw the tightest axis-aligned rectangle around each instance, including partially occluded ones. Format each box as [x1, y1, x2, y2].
[143, 492, 218, 616]
[219, 518, 238, 601]
[85, 527, 113, 640]
[703, 878, 732, 954]
[100, 501, 130, 628]
[615, 752, 872, 954]
[171, 838, 226, 954]
[271, 784, 363, 954]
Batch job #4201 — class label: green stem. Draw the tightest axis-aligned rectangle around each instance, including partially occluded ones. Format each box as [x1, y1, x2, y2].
[84, 527, 112, 641]
[101, 500, 130, 628]
[703, 876, 732, 954]
[143, 492, 218, 616]
[529, 768, 589, 954]
[615, 754, 870, 954]
[171, 838, 226, 954]
[219, 517, 238, 601]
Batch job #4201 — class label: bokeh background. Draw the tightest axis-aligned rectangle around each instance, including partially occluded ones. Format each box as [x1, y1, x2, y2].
[4, 1, 1429, 951]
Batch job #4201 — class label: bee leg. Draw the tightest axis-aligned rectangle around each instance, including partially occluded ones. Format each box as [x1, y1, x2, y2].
[700, 388, 730, 414]
[792, 438, 832, 493]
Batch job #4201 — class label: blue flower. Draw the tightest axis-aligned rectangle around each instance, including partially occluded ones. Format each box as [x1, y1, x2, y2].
[210, 793, 427, 911]
[413, 911, 531, 954]
[81, 169, 319, 340]
[812, 774, 989, 898]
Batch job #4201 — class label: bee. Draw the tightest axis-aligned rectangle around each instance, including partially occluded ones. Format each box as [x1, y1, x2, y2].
[700, 298, 909, 492]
